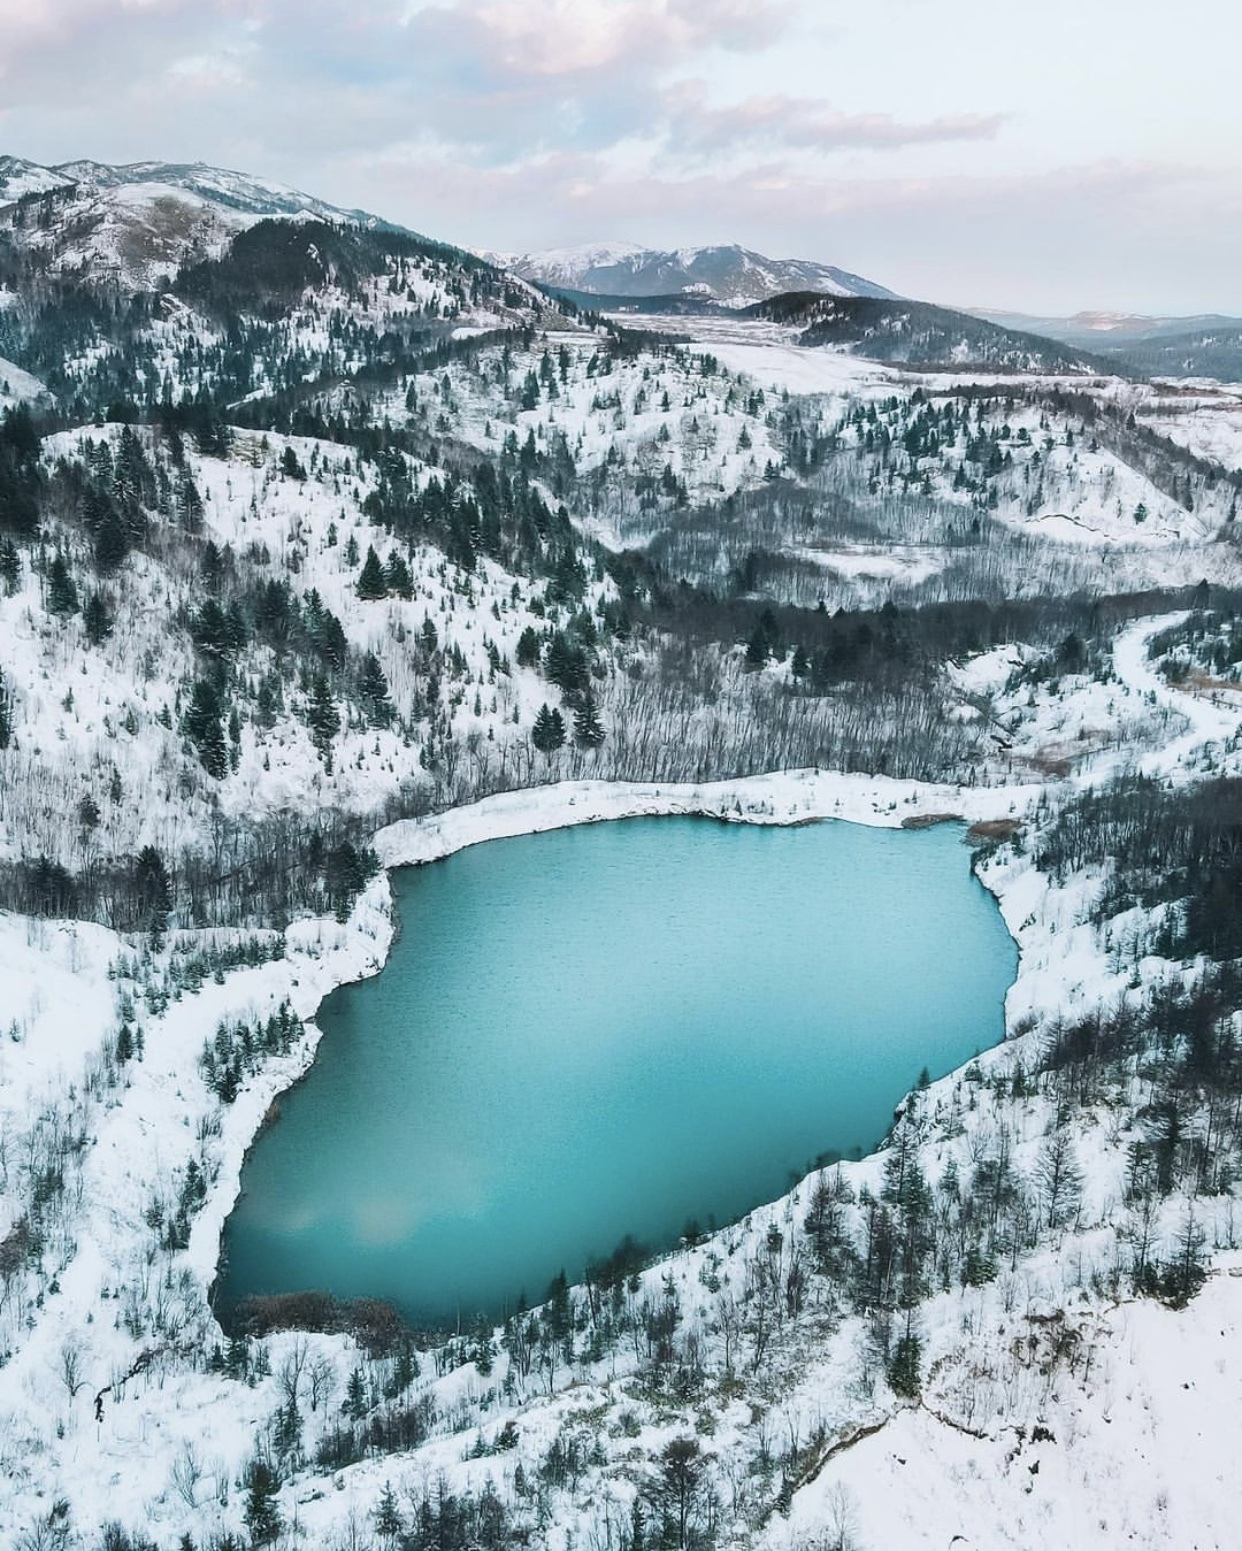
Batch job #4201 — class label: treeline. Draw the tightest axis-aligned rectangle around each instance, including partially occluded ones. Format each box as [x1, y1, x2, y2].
[0, 814, 381, 931]
[1150, 606, 1242, 680]
[637, 579, 1237, 688]
[1036, 775, 1242, 959]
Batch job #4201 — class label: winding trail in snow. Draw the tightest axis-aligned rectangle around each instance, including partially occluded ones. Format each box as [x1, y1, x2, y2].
[1109, 612, 1240, 779]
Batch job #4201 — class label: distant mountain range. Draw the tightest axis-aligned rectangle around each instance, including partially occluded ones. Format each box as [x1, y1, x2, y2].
[3, 154, 1235, 381]
[970, 307, 1242, 346]
[970, 308, 1242, 380]
[491, 241, 898, 307]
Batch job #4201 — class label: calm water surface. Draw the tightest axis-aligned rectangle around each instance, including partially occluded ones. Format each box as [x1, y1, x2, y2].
[218, 817, 1016, 1324]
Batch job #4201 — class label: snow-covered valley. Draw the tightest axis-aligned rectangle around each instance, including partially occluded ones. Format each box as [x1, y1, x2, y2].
[1, 164, 1242, 1549]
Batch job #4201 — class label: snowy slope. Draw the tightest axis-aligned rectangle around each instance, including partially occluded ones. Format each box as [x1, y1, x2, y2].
[1, 156, 396, 228]
[0, 157, 421, 290]
[0, 356, 51, 408]
[0, 155, 74, 202]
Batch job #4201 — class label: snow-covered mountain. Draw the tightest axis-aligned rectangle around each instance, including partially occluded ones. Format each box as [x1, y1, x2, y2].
[0, 156, 412, 289]
[0, 155, 394, 226]
[496, 240, 898, 306]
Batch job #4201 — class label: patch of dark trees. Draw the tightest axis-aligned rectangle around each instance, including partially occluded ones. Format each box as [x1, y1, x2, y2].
[748, 294, 1115, 375]
[176, 219, 519, 318]
[221, 1288, 417, 1355]
[1036, 775, 1242, 961]
[631, 577, 1241, 693]
[0, 817, 381, 933]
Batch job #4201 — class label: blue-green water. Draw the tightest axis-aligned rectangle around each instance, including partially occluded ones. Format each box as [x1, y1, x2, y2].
[217, 817, 1016, 1325]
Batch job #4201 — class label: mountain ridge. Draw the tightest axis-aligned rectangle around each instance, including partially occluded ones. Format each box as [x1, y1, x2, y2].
[496, 239, 898, 306]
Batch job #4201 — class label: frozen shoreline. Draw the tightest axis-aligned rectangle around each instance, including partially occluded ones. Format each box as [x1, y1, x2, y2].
[374, 767, 1041, 868]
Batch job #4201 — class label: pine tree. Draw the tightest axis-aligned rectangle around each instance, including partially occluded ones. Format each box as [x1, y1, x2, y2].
[345, 1365, 367, 1420]
[384, 551, 413, 599]
[887, 1330, 922, 1397]
[516, 626, 542, 668]
[94, 506, 129, 572]
[357, 545, 388, 600]
[358, 652, 393, 727]
[183, 679, 228, 779]
[83, 591, 113, 647]
[306, 675, 341, 763]
[46, 552, 78, 616]
[532, 702, 565, 754]
[133, 845, 171, 938]
[374, 1482, 404, 1540]
[0, 667, 11, 750]
[242, 1459, 282, 1547]
[573, 688, 605, 749]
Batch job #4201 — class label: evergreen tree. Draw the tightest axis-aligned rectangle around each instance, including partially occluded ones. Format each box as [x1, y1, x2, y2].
[273, 1399, 302, 1463]
[383, 551, 413, 598]
[46, 552, 79, 616]
[345, 1365, 368, 1420]
[374, 1482, 404, 1541]
[183, 679, 228, 779]
[358, 652, 393, 727]
[242, 1459, 282, 1547]
[94, 505, 129, 572]
[83, 591, 113, 647]
[133, 845, 172, 935]
[888, 1330, 922, 1397]
[306, 675, 341, 763]
[532, 702, 566, 754]
[516, 626, 542, 669]
[357, 545, 388, 600]
[545, 630, 589, 698]
[573, 688, 605, 749]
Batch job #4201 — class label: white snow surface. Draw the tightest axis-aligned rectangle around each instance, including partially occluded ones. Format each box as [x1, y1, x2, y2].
[0, 357, 51, 407]
[1, 275, 1241, 1542]
[1, 611, 1240, 1547]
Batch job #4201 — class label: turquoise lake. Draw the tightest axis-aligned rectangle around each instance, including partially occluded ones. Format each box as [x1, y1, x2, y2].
[217, 816, 1017, 1326]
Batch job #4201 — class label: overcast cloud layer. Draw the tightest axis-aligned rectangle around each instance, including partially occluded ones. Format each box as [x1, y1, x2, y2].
[0, 0, 1238, 313]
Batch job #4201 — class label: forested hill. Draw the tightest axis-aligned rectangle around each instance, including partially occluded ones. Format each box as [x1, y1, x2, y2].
[746, 293, 1119, 374]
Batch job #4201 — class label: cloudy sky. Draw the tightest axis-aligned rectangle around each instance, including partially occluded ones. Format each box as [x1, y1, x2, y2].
[1, 0, 1238, 314]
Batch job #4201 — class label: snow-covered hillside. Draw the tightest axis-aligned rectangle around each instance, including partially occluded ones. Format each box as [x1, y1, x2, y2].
[0, 157, 419, 291]
[2, 154, 1242, 1551]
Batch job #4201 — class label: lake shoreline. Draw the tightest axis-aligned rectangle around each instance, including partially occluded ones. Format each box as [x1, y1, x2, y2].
[212, 769, 1038, 1331]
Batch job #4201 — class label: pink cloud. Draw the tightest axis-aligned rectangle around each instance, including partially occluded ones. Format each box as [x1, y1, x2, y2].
[405, 0, 791, 80]
[662, 81, 1007, 154]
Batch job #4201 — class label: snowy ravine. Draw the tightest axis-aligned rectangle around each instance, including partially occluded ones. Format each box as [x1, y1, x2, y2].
[0, 612, 1236, 1551]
